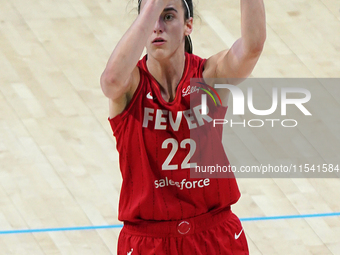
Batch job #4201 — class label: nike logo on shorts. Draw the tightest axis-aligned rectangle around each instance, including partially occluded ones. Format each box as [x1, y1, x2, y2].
[235, 228, 243, 240]
[127, 248, 133, 255]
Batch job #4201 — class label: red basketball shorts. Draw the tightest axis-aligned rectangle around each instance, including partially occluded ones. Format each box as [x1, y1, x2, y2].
[118, 207, 249, 255]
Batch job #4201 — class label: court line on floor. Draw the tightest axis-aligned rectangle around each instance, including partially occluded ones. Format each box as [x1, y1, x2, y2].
[240, 212, 340, 221]
[1, 212, 339, 235]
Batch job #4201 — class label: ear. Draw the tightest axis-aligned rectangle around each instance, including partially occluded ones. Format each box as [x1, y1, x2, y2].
[184, 17, 193, 36]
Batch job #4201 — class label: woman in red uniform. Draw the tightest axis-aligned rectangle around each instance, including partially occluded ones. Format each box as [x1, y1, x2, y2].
[101, 0, 266, 254]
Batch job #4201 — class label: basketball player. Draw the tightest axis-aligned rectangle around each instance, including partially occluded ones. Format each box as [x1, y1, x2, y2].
[101, 0, 265, 254]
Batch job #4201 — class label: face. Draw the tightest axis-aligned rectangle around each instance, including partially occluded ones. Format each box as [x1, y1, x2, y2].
[140, 0, 193, 60]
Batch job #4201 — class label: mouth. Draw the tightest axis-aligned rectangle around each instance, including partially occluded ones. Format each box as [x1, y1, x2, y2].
[152, 38, 166, 45]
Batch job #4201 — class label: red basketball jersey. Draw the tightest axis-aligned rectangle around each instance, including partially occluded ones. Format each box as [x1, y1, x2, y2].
[109, 53, 240, 222]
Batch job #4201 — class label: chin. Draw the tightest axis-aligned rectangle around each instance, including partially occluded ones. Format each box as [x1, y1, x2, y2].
[148, 48, 171, 61]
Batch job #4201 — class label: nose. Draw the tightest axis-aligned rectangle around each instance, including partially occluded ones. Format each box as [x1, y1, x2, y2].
[154, 17, 164, 33]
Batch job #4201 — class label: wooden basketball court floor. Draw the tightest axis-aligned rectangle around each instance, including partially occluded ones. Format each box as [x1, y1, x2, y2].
[0, 0, 340, 254]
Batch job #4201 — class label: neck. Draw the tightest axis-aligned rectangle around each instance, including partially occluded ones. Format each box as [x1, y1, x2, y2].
[146, 50, 186, 102]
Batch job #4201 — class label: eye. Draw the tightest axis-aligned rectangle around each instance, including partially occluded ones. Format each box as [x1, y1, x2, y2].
[164, 14, 174, 21]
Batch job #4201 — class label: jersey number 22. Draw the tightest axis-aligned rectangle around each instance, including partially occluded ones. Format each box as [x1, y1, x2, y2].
[161, 138, 197, 170]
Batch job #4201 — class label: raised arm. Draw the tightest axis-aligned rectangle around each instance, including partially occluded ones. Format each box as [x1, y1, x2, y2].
[203, 0, 266, 82]
[100, 0, 170, 117]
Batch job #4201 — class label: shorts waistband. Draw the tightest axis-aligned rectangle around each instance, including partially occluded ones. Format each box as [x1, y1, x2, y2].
[122, 206, 232, 237]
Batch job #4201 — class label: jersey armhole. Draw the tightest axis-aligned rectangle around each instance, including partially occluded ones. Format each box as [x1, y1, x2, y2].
[108, 66, 145, 130]
[200, 58, 207, 75]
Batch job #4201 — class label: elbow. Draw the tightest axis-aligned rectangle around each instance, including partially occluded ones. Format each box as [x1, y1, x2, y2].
[100, 71, 113, 97]
[253, 30, 267, 53]
[101, 65, 124, 84]
[100, 70, 132, 100]
[243, 28, 266, 56]
[100, 71, 123, 99]
[251, 42, 265, 56]
[246, 36, 266, 57]
[256, 34, 266, 53]
[101, 70, 116, 88]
